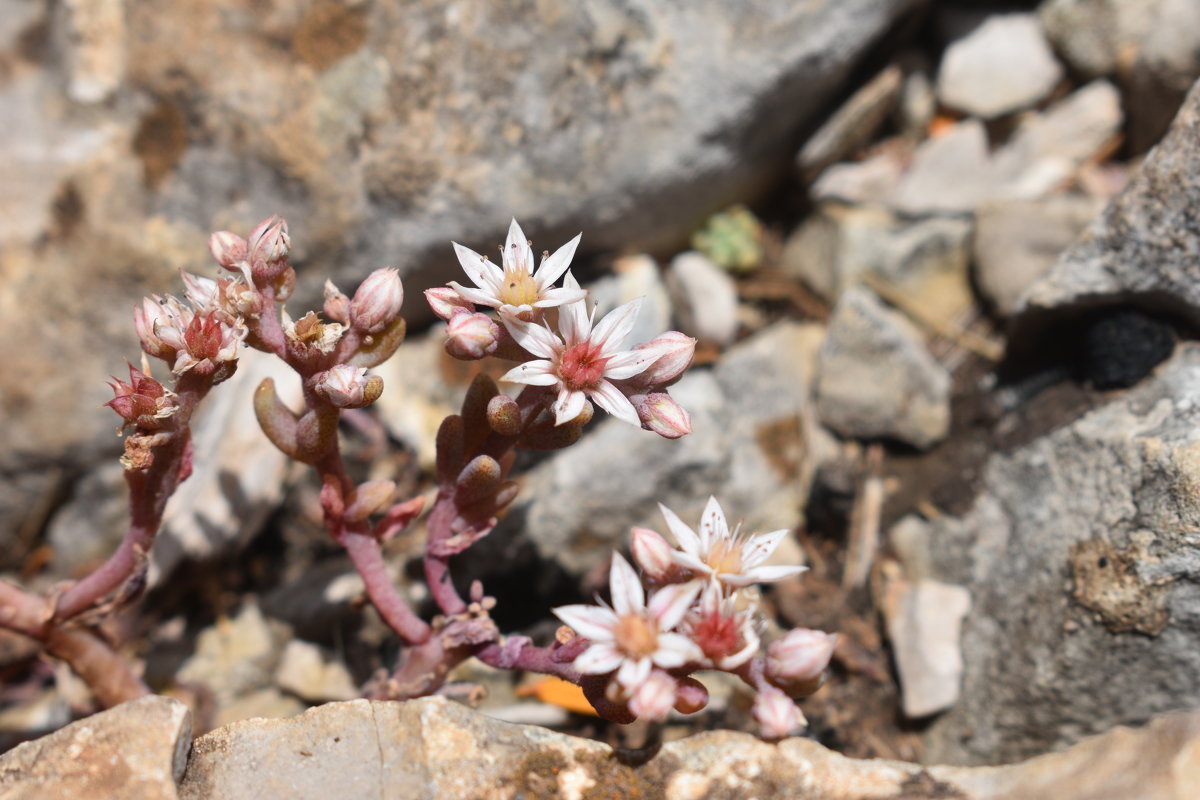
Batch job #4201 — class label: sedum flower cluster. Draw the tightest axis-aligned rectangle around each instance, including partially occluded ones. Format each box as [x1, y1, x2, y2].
[427, 219, 694, 438]
[557, 498, 834, 738]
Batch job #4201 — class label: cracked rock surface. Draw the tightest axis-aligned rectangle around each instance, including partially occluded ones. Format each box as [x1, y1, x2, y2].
[4, 695, 1200, 799]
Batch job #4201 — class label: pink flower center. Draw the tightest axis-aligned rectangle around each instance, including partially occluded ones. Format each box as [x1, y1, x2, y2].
[559, 341, 610, 391]
[613, 615, 659, 659]
[692, 610, 740, 661]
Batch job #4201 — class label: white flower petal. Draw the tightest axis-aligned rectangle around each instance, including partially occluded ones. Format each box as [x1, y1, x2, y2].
[609, 553, 645, 616]
[603, 344, 672, 380]
[534, 233, 581, 289]
[616, 656, 652, 692]
[574, 643, 625, 675]
[447, 282, 501, 309]
[668, 549, 711, 575]
[505, 219, 534, 274]
[741, 564, 808, 584]
[648, 581, 702, 630]
[453, 242, 503, 293]
[501, 316, 560, 359]
[741, 529, 790, 568]
[557, 273, 591, 346]
[587, 380, 640, 426]
[499, 360, 560, 387]
[553, 388, 589, 426]
[591, 297, 642, 354]
[533, 285, 588, 308]
[552, 604, 617, 641]
[652, 633, 701, 668]
[698, 497, 728, 552]
[659, 504, 702, 557]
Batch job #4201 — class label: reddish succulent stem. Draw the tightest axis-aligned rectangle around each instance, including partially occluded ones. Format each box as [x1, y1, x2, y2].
[423, 491, 468, 617]
[343, 531, 431, 645]
[44, 627, 149, 708]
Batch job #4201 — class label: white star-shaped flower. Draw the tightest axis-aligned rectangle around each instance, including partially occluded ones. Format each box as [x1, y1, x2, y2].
[659, 497, 807, 589]
[449, 219, 586, 319]
[553, 554, 702, 696]
[500, 275, 671, 426]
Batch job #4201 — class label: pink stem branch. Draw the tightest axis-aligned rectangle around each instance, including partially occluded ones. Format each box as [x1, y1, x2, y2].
[343, 531, 431, 645]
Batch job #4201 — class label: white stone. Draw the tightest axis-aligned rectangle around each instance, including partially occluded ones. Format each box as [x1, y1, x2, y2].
[937, 14, 1064, 118]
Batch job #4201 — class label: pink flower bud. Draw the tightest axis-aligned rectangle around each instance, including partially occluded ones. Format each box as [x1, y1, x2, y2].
[752, 687, 805, 740]
[314, 364, 382, 408]
[350, 268, 404, 334]
[445, 312, 500, 360]
[323, 280, 351, 324]
[766, 629, 836, 688]
[633, 331, 695, 388]
[181, 271, 219, 310]
[630, 527, 675, 581]
[633, 393, 692, 439]
[209, 230, 248, 271]
[629, 670, 677, 721]
[106, 364, 176, 430]
[247, 215, 290, 284]
[425, 286, 474, 321]
[133, 297, 179, 361]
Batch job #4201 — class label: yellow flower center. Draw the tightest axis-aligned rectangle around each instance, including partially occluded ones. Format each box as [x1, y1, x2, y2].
[613, 615, 659, 659]
[706, 539, 744, 576]
[498, 261, 540, 308]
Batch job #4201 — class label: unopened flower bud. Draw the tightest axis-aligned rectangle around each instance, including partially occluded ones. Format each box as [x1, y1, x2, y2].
[425, 286, 474, 321]
[323, 280, 351, 324]
[765, 629, 836, 693]
[629, 670, 677, 721]
[314, 364, 382, 408]
[209, 230, 248, 271]
[633, 331, 695, 388]
[445, 312, 500, 360]
[752, 687, 805, 740]
[350, 268, 404, 334]
[105, 364, 177, 430]
[247, 215, 290, 284]
[181, 271, 219, 311]
[630, 527, 675, 581]
[133, 297, 179, 361]
[634, 393, 692, 439]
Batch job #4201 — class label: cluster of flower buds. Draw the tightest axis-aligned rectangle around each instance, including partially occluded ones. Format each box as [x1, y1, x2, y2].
[426, 220, 696, 438]
[209, 215, 295, 298]
[553, 497, 836, 738]
[105, 363, 178, 432]
[132, 291, 245, 384]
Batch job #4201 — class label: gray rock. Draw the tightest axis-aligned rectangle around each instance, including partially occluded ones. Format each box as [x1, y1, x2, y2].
[170, 696, 1200, 800]
[0, 0, 925, 542]
[883, 576, 971, 719]
[177, 601, 292, 708]
[1039, 0, 1200, 151]
[924, 343, 1200, 765]
[0, 695, 190, 800]
[1010, 78, 1200, 346]
[973, 193, 1105, 317]
[814, 287, 951, 449]
[990, 80, 1123, 201]
[810, 146, 909, 205]
[507, 321, 831, 577]
[936, 14, 1064, 119]
[274, 640, 359, 704]
[667, 251, 740, 346]
[782, 202, 973, 324]
[798, 65, 904, 182]
[891, 119, 993, 214]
